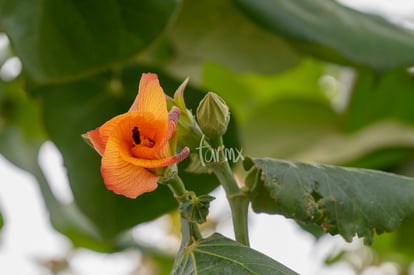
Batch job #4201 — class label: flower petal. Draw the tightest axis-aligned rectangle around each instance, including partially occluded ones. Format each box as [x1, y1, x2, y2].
[87, 128, 106, 156]
[153, 107, 181, 158]
[87, 113, 128, 155]
[126, 146, 190, 168]
[101, 146, 159, 199]
[129, 73, 168, 128]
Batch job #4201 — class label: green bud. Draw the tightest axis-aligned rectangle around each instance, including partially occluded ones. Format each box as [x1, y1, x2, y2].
[196, 92, 230, 139]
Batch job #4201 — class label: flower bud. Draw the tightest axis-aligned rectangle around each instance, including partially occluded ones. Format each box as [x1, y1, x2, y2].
[196, 92, 230, 139]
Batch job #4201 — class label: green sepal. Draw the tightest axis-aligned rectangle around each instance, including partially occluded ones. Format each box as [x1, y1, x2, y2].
[179, 194, 215, 224]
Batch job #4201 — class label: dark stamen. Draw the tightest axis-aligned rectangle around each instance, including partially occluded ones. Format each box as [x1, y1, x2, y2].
[132, 126, 141, 144]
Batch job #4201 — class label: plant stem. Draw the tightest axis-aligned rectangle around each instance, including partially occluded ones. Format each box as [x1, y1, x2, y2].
[208, 137, 250, 246]
[166, 174, 202, 241]
[167, 174, 187, 199]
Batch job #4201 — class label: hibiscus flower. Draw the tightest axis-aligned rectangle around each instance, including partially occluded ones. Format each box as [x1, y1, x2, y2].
[84, 73, 189, 198]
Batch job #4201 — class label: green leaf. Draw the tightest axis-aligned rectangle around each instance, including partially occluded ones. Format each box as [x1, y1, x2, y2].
[0, 78, 45, 171]
[242, 98, 337, 158]
[370, 215, 414, 268]
[345, 69, 414, 132]
[202, 59, 327, 125]
[0, 0, 179, 83]
[202, 60, 344, 162]
[33, 66, 240, 240]
[235, 0, 414, 71]
[139, 0, 300, 83]
[244, 157, 414, 244]
[333, 69, 414, 169]
[172, 233, 297, 275]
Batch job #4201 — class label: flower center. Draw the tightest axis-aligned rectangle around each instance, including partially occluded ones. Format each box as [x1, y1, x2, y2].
[132, 126, 155, 148]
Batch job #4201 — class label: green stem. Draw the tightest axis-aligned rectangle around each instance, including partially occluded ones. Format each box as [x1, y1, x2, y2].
[167, 174, 187, 199]
[166, 174, 202, 241]
[208, 137, 250, 246]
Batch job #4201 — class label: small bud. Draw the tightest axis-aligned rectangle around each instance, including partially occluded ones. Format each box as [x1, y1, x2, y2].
[196, 92, 230, 139]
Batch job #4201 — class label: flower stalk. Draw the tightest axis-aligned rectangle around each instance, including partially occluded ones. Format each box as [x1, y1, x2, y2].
[165, 174, 203, 241]
[207, 137, 250, 246]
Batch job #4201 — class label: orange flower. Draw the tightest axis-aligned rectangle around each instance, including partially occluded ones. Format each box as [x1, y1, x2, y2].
[85, 73, 190, 198]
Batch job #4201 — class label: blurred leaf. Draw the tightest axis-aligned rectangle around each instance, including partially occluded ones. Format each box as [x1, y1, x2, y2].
[114, 233, 176, 272]
[172, 233, 297, 275]
[139, 0, 300, 83]
[236, 0, 414, 71]
[139, 254, 175, 275]
[243, 98, 337, 158]
[0, 0, 179, 83]
[0, 78, 104, 250]
[0, 78, 44, 171]
[202, 59, 327, 124]
[295, 120, 414, 166]
[33, 66, 240, 240]
[32, 164, 107, 251]
[334, 69, 414, 169]
[244, 157, 414, 244]
[202, 60, 339, 161]
[345, 70, 414, 132]
[370, 215, 414, 268]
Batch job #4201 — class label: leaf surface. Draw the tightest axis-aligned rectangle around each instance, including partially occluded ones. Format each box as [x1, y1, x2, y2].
[172, 233, 297, 275]
[244, 157, 414, 243]
[139, 0, 300, 83]
[236, 0, 414, 71]
[0, 0, 178, 83]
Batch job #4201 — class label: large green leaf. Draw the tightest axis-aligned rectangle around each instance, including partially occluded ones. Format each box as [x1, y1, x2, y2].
[33, 66, 239, 240]
[139, 0, 300, 83]
[244, 157, 414, 244]
[0, 0, 179, 83]
[172, 233, 297, 275]
[235, 0, 414, 71]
